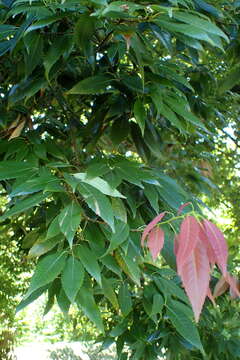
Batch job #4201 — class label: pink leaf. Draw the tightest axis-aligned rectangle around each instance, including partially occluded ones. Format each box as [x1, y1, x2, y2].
[174, 235, 179, 256]
[199, 223, 216, 266]
[177, 202, 191, 215]
[178, 240, 210, 322]
[176, 216, 200, 275]
[141, 212, 166, 246]
[147, 227, 165, 260]
[203, 220, 228, 277]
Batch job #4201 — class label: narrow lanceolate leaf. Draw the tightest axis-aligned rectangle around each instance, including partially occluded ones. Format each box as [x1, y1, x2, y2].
[103, 221, 129, 256]
[167, 301, 204, 352]
[0, 161, 37, 180]
[141, 212, 166, 246]
[61, 256, 85, 303]
[72, 173, 125, 198]
[134, 99, 146, 136]
[58, 201, 82, 247]
[102, 276, 119, 311]
[202, 219, 228, 276]
[26, 251, 67, 297]
[118, 283, 132, 317]
[178, 241, 210, 322]
[67, 75, 112, 95]
[0, 192, 49, 221]
[176, 216, 200, 275]
[78, 183, 115, 232]
[76, 285, 104, 333]
[75, 244, 102, 286]
[147, 227, 165, 260]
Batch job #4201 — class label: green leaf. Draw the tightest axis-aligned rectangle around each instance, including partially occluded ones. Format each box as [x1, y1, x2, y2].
[76, 284, 104, 333]
[46, 216, 61, 239]
[24, 32, 43, 76]
[173, 12, 227, 40]
[143, 184, 160, 213]
[25, 15, 64, 33]
[0, 192, 49, 221]
[28, 234, 63, 258]
[151, 293, 164, 315]
[26, 251, 67, 297]
[118, 283, 132, 316]
[133, 99, 146, 136]
[167, 303, 204, 352]
[75, 244, 102, 286]
[78, 183, 115, 232]
[44, 36, 73, 81]
[74, 14, 96, 57]
[103, 221, 129, 256]
[164, 95, 206, 130]
[218, 65, 240, 94]
[11, 173, 61, 196]
[16, 285, 48, 313]
[72, 173, 125, 198]
[56, 287, 71, 314]
[100, 255, 122, 278]
[112, 198, 127, 223]
[67, 75, 113, 95]
[61, 256, 85, 303]
[154, 277, 189, 303]
[102, 276, 119, 310]
[58, 201, 82, 247]
[0, 161, 38, 180]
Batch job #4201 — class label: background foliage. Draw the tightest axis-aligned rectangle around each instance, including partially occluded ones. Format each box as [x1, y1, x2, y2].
[0, 0, 240, 359]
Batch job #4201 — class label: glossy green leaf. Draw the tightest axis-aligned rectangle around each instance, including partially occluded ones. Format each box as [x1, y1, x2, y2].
[61, 256, 85, 303]
[72, 173, 125, 198]
[78, 183, 115, 232]
[58, 201, 82, 247]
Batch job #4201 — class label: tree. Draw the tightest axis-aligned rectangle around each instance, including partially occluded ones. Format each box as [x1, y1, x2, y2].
[0, 0, 240, 359]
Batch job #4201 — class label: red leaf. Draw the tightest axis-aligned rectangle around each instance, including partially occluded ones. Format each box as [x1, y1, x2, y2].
[176, 216, 200, 275]
[203, 220, 228, 276]
[141, 212, 166, 246]
[147, 227, 164, 260]
[178, 240, 210, 322]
